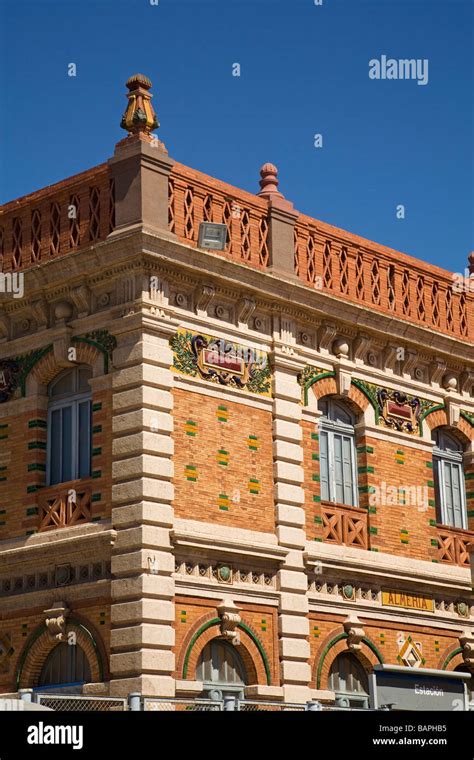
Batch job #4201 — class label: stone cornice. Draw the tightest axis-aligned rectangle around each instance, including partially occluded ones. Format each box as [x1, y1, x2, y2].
[1, 228, 472, 366]
[305, 543, 472, 593]
[0, 523, 116, 573]
[171, 527, 288, 564]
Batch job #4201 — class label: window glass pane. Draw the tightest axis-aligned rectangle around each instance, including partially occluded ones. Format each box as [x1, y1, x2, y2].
[443, 461, 454, 526]
[450, 462, 464, 528]
[49, 408, 62, 485]
[333, 433, 344, 503]
[319, 431, 329, 501]
[432, 457, 443, 524]
[50, 371, 74, 398]
[342, 435, 354, 506]
[61, 405, 73, 483]
[78, 401, 92, 478]
[78, 368, 92, 393]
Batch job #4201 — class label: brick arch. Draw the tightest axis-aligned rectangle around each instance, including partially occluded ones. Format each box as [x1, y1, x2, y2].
[178, 613, 271, 686]
[423, 408, 449, 432]
[310, 384, 369, 419]
[426, 418, 473, 448]
[438, 644, 468, 672]
[15, 616, 107, 689]
[458, 415, 474, 443]
[31, 345, 103, 388]
[313, 628, 383, 689]
[309, 376, 338, 401]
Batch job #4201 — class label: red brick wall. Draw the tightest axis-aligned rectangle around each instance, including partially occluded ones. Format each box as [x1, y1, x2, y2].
[173, 388, 275, 532]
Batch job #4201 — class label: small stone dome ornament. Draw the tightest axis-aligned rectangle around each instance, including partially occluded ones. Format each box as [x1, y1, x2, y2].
[469, 251, 474, 275]
[257, 163, 284, 200]
[120, 73, 166, 150]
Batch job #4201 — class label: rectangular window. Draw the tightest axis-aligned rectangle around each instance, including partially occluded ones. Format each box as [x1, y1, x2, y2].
[48, 397, 91, 486]
[320, 427, 357, 506]
[434, 456, 466, 529]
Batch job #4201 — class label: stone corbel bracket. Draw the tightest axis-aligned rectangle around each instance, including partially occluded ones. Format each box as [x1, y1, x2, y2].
[402, 349, 418, 380]
[218, 599, 241, 646]
[318, 322, 337, 355]
[44, 602, 70, 642]
[430, 358, 447, 388]
[343, 614, 365, 651]
[382, 343, 401, 374]
[460, 370, 474, 397]
[459, 630, 474, 670]
[0, 313, 10, 343]
[353, 333, 371, 366]
[29, 297, 49, 330]
[195, 284, 215, 317]
[236, 297, 256, 327]
[71, 284, 91, 319]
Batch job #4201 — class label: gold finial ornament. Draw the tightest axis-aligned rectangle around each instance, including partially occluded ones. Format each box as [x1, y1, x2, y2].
[120, 73, 161, 140]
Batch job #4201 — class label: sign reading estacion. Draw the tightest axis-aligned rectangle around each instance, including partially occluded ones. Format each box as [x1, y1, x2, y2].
[382, 590, 434, 612]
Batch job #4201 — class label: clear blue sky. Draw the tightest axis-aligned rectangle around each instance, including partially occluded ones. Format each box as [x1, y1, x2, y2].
[0, 0, 472, 273]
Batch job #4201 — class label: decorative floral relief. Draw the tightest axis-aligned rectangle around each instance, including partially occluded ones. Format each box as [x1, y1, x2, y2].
[170, 329, 271, 396]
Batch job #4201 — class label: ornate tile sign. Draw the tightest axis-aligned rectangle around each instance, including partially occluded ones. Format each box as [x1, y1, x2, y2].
[0, 361, 21, 403]
[352, 379, 440, 435]
[377, 388, 424, 434]
[170, 329, 271, 396]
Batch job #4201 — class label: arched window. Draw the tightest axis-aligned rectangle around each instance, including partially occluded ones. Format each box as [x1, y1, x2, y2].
[47, 367, 92, 486]
[432, 428, 467, 529]
[196, 640, 247, 697]
[38, 643, 91, 689]
[318, 397, 358, 506]
[328, 652, 369, 708]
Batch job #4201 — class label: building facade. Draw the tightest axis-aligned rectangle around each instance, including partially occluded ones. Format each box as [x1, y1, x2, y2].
[0, 74, 473, 711]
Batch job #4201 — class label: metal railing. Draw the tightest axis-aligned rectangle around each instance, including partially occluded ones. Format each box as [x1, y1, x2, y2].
[34, 694, 127, 711]
[143, 697, 223, 711]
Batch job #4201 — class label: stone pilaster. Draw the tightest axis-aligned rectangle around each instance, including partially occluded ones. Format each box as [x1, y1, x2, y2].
[108, 139, 175, 237]
[109, 315, 176, 697]
[273, 351, 311, 703]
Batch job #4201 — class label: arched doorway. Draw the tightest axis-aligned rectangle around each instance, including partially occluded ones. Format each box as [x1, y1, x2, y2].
[37, 642, 91, 694]
[196, 639, 247, 700]
[328, 652, 370, 708]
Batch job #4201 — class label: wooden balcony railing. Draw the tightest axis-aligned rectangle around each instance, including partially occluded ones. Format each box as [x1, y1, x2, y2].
[38, 480, 92, 531]
[0, 164, 114, 273]
[436, 525, 473, 567]
[321, 501, 369, 550]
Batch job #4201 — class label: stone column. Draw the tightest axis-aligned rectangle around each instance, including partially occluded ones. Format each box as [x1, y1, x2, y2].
[273, 348, 311, 703]
[109, 315, 176, 698]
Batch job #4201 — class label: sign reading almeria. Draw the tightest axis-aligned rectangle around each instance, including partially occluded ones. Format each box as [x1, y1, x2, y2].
[382, 591, 434, 612]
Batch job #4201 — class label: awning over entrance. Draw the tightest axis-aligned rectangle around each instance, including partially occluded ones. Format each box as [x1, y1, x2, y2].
[371, 664, 472, 711]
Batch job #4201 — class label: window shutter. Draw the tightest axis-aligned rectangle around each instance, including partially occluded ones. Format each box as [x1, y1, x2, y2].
[342, 434, 355, 506]
[333, 433, 344, 503]
[78, 400, 92, 479]
[319, 431, 330, 501]
[449, 461, 464, 528]
[50, 408, 62, 485]
[61, 405, 73, 484]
